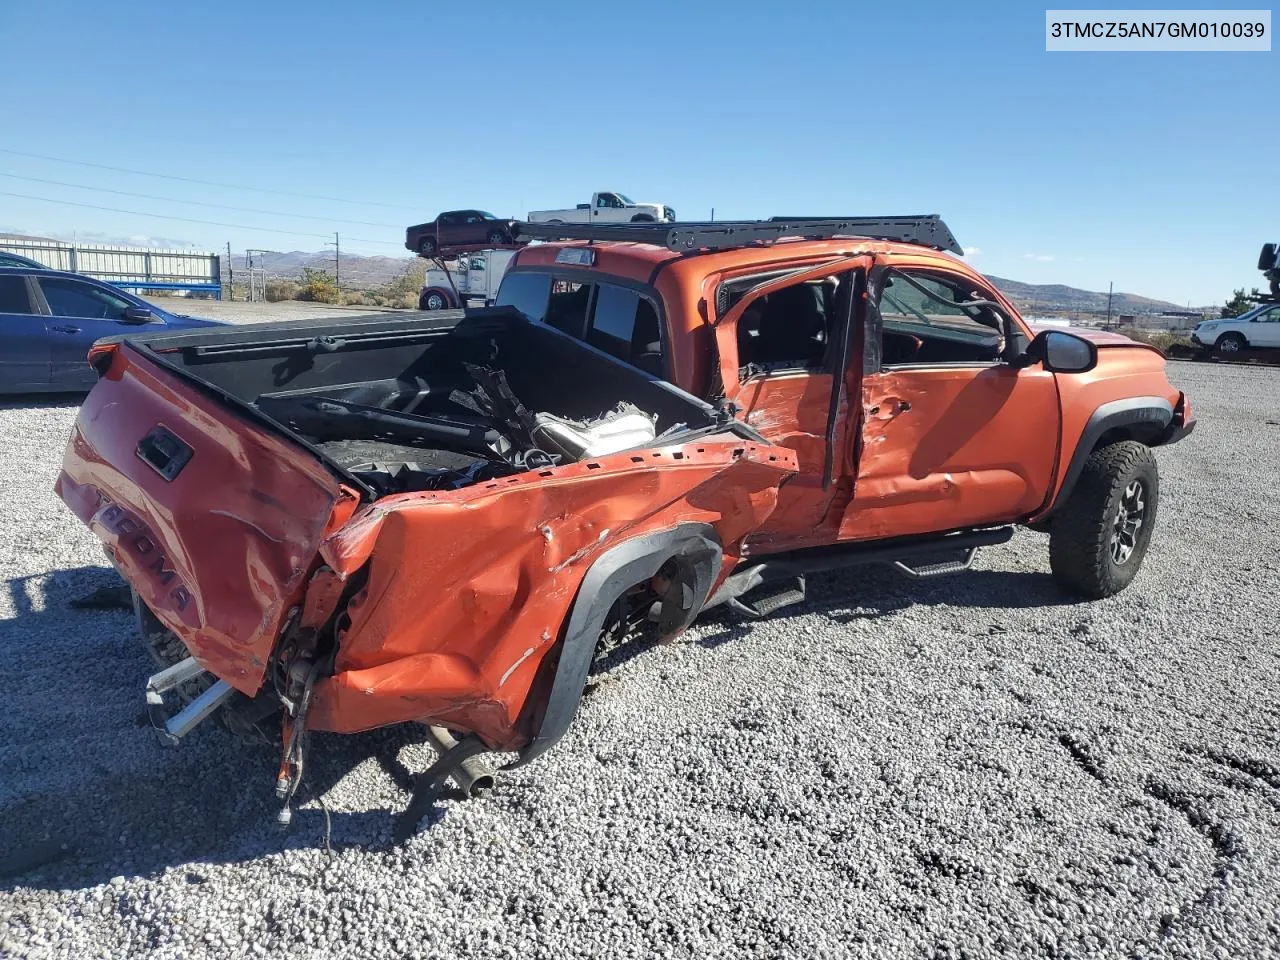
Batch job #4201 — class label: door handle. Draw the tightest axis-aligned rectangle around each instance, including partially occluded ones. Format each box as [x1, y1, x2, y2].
[51, 324, 81, 334]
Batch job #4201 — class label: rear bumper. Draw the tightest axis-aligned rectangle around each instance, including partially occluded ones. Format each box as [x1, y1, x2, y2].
[1160, 418, 1196, 445]
[1158, 391, 1196, 446]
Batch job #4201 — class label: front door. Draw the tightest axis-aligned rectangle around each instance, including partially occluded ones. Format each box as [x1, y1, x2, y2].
[838, 263, 1060, 541]
[716, 256, 872, 551]
[37, 276, 147, 389]
[1248, 304, 1280, 347]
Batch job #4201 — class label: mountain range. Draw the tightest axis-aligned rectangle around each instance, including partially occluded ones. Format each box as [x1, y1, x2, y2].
[229, 250, 1199, 316]
[984, 276, 1195, 317]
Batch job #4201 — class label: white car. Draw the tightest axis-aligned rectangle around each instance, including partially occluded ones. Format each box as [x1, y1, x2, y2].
[1191, 301, 1280, 354]
[527, 192, 675, 224]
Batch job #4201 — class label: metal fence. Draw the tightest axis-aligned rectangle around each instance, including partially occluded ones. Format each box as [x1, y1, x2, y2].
[0, 237, 222, 298]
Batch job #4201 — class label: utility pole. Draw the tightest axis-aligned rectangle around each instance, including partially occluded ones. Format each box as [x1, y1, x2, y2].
[226, 242, 234, 301]
[327, 232, 340, 289]
[1105, 281, 1114, 329]
[710, 207, 715, 222]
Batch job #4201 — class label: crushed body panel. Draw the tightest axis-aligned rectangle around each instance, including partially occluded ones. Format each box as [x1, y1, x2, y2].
[307, 441, 797, 749]
[56, 342, 359, 694]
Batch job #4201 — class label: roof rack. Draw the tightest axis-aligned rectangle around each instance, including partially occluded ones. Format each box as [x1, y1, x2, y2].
[513, 215, 961, 255]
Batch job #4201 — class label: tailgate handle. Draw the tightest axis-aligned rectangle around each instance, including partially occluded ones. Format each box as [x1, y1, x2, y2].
[136, 426, 193, 481]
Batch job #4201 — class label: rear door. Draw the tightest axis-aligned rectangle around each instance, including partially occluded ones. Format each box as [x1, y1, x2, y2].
[0, 273, 52, 390]
[714, 256, 872, 551]
[37, 276, 147, 388]
[435, 213, 459, 247]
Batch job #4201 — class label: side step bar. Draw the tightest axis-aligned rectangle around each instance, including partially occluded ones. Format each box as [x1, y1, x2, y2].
[145, 657, 235, 745]
[893, 548, 977, 579]
[704, 526, 1012, 613]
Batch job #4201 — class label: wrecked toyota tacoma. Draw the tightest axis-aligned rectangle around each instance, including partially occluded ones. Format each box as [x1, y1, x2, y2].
[55, 217, 1195, 839]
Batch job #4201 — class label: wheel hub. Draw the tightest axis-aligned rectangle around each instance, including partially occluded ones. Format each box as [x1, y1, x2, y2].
[1110, 479, 1145, 565]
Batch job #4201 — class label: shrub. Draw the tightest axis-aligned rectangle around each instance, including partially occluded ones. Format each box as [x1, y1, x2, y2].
[265, 279, 299, 302]
[1123, 328, 1193, 353]
[297, 267, 339, 303]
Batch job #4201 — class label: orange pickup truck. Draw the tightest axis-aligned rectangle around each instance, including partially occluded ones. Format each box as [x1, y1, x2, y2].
[55, 216, 1194, 839]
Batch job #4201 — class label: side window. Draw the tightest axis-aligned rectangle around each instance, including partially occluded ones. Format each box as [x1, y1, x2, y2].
[40, 278, 130, 321]
[0, 275, 34, 314]
[735, 277, 835, 373]
[544, 279, 593, 338]
[876, 270, 1006, 366]
[495, 271, 552, 322]
[586, 284, 663, 373]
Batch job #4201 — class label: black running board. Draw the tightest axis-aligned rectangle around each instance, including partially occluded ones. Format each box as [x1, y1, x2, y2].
[703, 527, 1012, 612]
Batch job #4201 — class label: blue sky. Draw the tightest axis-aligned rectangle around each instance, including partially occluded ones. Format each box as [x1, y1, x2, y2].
[0, 0, 1273, 305]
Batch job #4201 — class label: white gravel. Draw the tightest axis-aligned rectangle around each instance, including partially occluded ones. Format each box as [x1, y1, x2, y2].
[2, 360, 1279, 959]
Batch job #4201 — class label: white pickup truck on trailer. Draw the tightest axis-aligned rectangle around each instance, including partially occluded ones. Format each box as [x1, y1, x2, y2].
[527, 192, 675, 224]
[419, 250, 517, 310]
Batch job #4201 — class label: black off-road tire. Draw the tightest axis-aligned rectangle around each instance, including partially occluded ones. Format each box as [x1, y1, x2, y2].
[1049, 441, 1159, 599]
[418, 236, 437, 256]
[486, 230, 507, 245]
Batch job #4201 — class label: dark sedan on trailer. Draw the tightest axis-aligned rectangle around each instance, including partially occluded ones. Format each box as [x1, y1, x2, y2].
[0, 267, 224, 393]
[404, 210, 521, 256]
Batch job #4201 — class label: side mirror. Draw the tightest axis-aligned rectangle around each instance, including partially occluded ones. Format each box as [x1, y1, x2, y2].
[1023, 329, 1097, 374]
[121, 306, 153, 324]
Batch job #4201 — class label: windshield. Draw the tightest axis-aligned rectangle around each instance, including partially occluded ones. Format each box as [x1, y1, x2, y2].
[478, 211, 497, 219]
[615, 194, 633, 204]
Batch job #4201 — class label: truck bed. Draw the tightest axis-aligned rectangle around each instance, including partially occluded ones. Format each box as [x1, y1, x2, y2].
[109, 307, 723, 500]
[56, 306, 770, 706]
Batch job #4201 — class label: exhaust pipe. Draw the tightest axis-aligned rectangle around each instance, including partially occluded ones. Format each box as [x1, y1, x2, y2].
[422, 725, 495, 797]
[145, 656, 235, 745]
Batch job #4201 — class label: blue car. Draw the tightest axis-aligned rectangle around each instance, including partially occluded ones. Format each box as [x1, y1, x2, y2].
[0, 267, 225, 393]
[0, 251, 48, 269]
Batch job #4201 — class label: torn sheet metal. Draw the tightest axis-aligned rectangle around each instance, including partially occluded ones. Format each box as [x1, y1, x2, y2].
[305, 440, 796, 750]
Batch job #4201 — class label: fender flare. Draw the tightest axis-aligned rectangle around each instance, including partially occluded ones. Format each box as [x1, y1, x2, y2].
[510, 523, 722, 769]
[1038, 396, 1173, 521]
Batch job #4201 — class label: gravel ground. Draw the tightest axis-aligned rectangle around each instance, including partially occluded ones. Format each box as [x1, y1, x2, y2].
[2, 361, 1279, 959]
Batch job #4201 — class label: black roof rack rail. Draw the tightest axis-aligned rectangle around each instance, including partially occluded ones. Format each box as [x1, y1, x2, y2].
[513, 215, 961, 255]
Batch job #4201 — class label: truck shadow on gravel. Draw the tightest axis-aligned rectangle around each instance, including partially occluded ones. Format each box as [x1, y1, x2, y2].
[1, 559, 1084, 892]
[690, 565, 1080, 649]
[0, 565, 440, 892]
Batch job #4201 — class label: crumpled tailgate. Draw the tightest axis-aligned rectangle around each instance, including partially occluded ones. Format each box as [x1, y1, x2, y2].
[55, 344, 358, 695]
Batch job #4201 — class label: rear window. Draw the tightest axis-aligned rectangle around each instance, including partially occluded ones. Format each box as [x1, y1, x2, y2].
[0, 275, 32, 314]
[495, 272, 551, 322]
[496, 271, 664, 375]
[545, 280, 591, 338]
